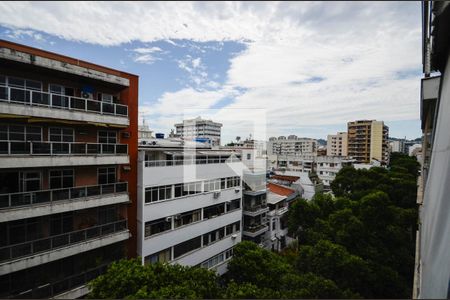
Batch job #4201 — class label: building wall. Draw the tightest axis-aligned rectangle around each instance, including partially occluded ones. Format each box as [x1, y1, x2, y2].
[327, 132, 348, 156]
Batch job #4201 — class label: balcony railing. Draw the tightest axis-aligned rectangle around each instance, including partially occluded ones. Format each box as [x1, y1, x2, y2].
[145, 156, 241, 167]
[0, 86, 128, 117]
[0, 219, 128, 263]
[0, 182, 128, 210]
[243, 204, 268, 212]
[9, 263, 109, 299]
[243, 224, 268, 233]
[0, 141, 128, 156]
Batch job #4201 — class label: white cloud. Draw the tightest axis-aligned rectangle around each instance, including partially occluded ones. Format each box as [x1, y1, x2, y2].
[0, 1, 422, 139]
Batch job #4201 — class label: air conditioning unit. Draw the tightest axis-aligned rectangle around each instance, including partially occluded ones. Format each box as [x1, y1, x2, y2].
[235, 188, 240, 193]
[231, 234, 238, 239]
[165, 216, 172, 222]
[213, 191, 221, 199]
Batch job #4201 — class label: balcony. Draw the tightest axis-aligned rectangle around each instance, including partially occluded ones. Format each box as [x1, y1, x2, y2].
[243, 224, 269, 238]
[0, 141, 129, 168]
[0, 86, 129, 126]
[144, 156, 241, 167]
[243, 204, 269, 217]
[10, 264, 108, 299]
[0, 182, 128, 222]
[0, 219, 129, 275]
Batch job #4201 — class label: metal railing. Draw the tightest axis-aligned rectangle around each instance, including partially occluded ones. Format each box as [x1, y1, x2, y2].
[145, 156, 241, 167]
[0, 182, 128, 209]
[0, 86, 128, 117]
[0, 219, 127, 263]
[9, 263, 109, 299]
[0, 141, 128, 155]
[243, 224, 268, 233]
[243, 204, 268, 213]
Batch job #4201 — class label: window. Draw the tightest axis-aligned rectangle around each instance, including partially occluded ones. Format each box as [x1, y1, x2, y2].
[9, 125, 25, 141]
[49, 169, 74, 189]
[98, 167, 116, 184]
[98, 131, 117, 144]
[144, 248, 171, 264]
[204, 203, 225, 219]
[225, 221, 240, 235]
[173, 236, 201, 258]
[272, 219, 276, 231]
[49, 128, 74, 142]
[175, 181, 201, 197]
[247, 153, 251, 160]
[19, 171, 41, 192]
[145, 218, 172, 237]
[226, 199, 241, 212]
[174, 209, 201, 228]
[203, 227, 225, 246]
[204, 179, 220, 192]
[8, 77, 25, 88]
[145, 185, 172, 203]
[226, 176, 240, 188]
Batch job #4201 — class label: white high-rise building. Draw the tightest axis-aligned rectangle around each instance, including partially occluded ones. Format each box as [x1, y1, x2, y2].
[327, 132, 348, 156]
[175, 117, 222, 146]
[268, 135, 317, 156]
[137, 138, 243, 275]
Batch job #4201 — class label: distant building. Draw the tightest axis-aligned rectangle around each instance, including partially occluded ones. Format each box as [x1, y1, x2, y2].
[347, 120, 389, 164]
[138, 121, 153, 139]
[389, 140, 406, 153]
[267, 135, 317, 156]
[327, 132, 348, 156]
[174, 117, 222, 146]
[414, 2, 450, 298]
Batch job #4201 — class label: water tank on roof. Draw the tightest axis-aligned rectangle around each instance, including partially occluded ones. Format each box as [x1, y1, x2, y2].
[155, 133, 165, 139]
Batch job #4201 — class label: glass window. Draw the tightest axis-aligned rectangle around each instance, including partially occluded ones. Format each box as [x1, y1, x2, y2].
[0, 124, 7, 140]
[145, 218, 172, 237]
[0, 75, 5, 86]
[204, 203, 225, 219]
[9, 125, 25, 141]
[49, 169, 74, 189]
[26, 80, 42, 91]
[98, 131, 117, 144]
[145, 185, 172, 203]
[49, 127, 74, 142]
[226, 199, 240, 212]
[174, 209, 201, 228]
[98, 167, 116, 184]
[173, 236, 201, 258]
[8, 77, 25, 88]
[26, 126, 42, 141]
[144, 248, 171, 265]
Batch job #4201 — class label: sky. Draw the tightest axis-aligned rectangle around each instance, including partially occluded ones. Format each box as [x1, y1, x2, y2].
[0, 1, 423, 143]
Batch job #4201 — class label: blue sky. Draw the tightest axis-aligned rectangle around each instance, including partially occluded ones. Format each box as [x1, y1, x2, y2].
[0, 2, 423, 143]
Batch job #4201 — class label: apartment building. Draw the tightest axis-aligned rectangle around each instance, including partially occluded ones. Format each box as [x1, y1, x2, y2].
[137, 138, 243, 275]
[347, 120, 389, 164]
[269, 154, 354, 189]
[327, 132, 348, 156]
[242, 169, 269, 247]
[0, 40, 138, 298]
[268, 135, 317, 156]
[389, 139, 406, 153]
[265, 183, 297, 251]
[414, 2, 450, 298]
[174, 116, 222, 146]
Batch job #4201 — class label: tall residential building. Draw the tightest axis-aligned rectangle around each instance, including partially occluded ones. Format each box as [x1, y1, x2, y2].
[0, 40, 138, 298]
[389, 139, 406, 153]
[347, 120, 389, 164]
[267, 135, 317, 156]
[327, 132, 348, 156]
[174, 117, 222, 146]
[414, 2, 450, 298]
[137, 138, 243, 275]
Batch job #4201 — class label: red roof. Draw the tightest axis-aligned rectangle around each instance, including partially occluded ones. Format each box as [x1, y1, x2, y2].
[267, 182, 296, 197]
[271, 174, 300, 183]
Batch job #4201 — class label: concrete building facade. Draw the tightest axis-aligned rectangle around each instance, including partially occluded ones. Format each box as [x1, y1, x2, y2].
[174, 117, 222, 146]
[414, 2, 450, 298]
[326, 132, 348, 156]
[268, 135, 317, 156]
[137, 139, 243, 275]
[347, 120, 389, 164]
[0, 40, 138, 298]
